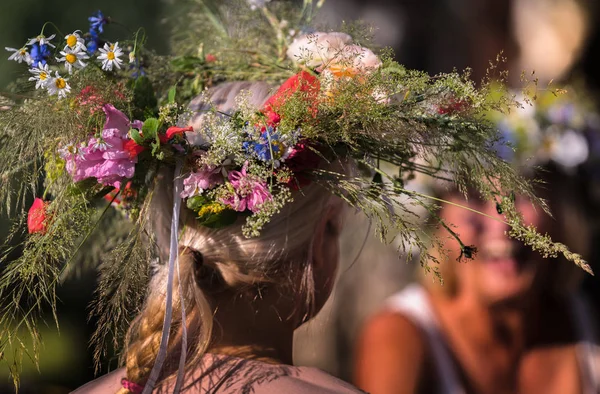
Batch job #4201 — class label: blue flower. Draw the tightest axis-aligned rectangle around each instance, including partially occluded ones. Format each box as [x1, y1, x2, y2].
[89, 11, 108, 34]
[29, 43, 51, 66]
[86, 29, 101, 54]
[244, 127, 286, 163]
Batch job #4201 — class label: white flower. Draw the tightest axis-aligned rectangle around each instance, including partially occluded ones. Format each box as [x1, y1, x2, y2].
[28, 64, 51, 89]
[47, 71, 71, 99]
[97, 42, 124, 71]
[129, 51, 136, 64]
[59, 142, 85, 160]
[26, 34, 56, 48]
[550, 129, 589, 168]
[286, 32, 353, 68]
[6, 46, 32, 64]
[57, 46, 89, 74]
[90, 137, 112, 152]
[64, 31, 85, 50]
[247, 0, 271, 10]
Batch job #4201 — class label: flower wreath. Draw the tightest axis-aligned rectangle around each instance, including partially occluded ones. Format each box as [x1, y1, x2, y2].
[0, 0, 591, 390]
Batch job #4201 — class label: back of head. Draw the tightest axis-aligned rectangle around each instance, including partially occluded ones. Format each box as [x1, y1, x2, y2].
[117, 81, 349, 392]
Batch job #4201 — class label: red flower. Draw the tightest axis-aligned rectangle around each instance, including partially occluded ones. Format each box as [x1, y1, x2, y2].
[123, 139, 145, 158]
[263, 71, 320, 126]
[165, 126, 194, 141]
[205, 54, 217, 63]
[27, 198, 48, 234]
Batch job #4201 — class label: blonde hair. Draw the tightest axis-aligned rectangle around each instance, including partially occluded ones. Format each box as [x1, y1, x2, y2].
[117, 81, 349, 392]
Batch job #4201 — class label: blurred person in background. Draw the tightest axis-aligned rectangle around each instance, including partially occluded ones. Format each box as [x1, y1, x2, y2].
[355, 165, 599, 394]
[302, 0, 600, 385]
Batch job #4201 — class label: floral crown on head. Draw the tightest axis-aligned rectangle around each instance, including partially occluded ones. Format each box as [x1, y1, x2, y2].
[0, 0, 591, 391]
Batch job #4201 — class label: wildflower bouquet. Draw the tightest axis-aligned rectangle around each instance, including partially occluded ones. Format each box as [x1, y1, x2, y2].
[0, 0, 592, 387]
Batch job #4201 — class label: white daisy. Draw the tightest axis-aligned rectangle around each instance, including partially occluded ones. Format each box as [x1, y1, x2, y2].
[6, 46, 32, 64]
[59, 142, 85, 160]
[26, 34, 56, 48]
[90, 137, 113, 152]
[47, 71, 71, 99]
[64, 31, 85, 50]
[28, 64, 51, 89]
[97, 42, 124, 71]
[56, 46, 89, 74]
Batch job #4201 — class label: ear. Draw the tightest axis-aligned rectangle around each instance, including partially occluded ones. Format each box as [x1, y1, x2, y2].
[311, 204, 342, 294]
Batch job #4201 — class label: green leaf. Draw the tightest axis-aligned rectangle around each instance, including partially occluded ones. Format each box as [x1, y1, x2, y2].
[168, 86, 177, 104]
[186, 195, 208, 211]
[170, 56, 204, 72]
[142, 118, 159, 141]
[200, 208, 238, 228]
[129, 128, 144, 145]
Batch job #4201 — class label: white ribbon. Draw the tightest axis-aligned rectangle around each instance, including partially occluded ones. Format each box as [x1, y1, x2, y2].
[143, 159, 187, 394]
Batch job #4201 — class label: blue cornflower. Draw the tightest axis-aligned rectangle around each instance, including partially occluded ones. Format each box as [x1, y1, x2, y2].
[89, 11, 108, 34]
[29, 43, 51, 66]
[86, 29, 101, 54]
[244, 127, 286, 163]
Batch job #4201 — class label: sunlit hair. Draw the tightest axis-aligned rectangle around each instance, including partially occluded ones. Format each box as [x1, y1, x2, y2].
[116, 81, 350, 393]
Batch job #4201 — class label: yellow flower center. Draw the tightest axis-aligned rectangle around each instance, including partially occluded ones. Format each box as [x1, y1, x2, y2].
[39, 72, 48, 80]
[19, 48, 27, 55]
[107, 52, 115, 60]
[66, 35, 77, 48]
[65, 53, 77, 64]
[55, 78, 67, 89]
[198, 203, 226, 217]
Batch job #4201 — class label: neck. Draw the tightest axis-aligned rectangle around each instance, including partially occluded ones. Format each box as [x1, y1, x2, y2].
[207, 289, 297, 365]
[433, 287, 537, 352]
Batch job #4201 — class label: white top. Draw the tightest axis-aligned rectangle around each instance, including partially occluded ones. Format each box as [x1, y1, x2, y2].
[385, 284, 600, 394]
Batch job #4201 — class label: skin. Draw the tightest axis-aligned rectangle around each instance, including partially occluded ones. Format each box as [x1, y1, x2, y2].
[355, 195, 587, 394]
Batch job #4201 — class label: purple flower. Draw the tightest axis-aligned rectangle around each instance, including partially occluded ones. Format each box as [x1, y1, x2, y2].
[65, 104, 140, 189]
[220, 162, 272, 212]
[180, 168, 222, 198]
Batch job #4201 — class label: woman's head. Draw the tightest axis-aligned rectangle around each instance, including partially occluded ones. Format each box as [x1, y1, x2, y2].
[117, 81, 349, 392]
[425, 170, 590, 305]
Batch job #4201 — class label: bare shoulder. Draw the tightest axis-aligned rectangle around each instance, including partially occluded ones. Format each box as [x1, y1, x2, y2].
[358, 309, 427, 359]
[354, 310, 428, 394]
[70, 368, 125, 394]
[256, 366, 365, 394]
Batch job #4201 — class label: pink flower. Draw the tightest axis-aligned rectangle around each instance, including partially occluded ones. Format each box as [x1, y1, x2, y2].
[220, 162, 272, 212]
[28, 198, 48, 234]
[64, 104, 140, 189]
[180, 167, 223, 198]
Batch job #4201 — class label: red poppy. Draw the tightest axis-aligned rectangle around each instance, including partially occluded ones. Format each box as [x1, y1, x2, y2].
[27, 198, 48, 234]
[164, 126, 194, 141]
[205, 54, 217, 63]
[263, 71, 320, 126]
[123, 139, 145, 158]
